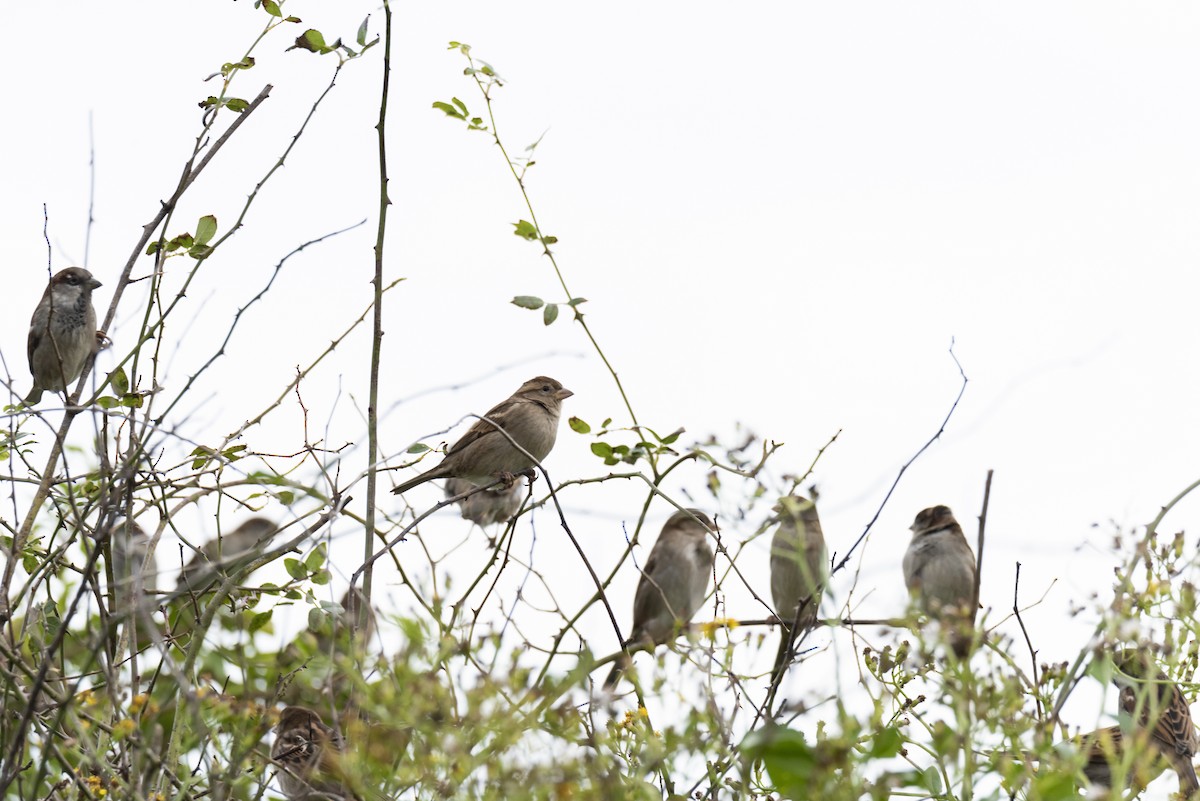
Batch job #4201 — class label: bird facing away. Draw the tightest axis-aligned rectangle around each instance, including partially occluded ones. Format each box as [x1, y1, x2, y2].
[902, 505, 977, 658]
[391, 376, 572, 496]
[175, 517, 278, 594]
[769, 495, 828, 679]
[1110, 649, 1200, 798]
[25, 266, 103, 405]
[604, 508, 715, 690]
[445, 477, 525, 527]
[270, 705, 350, 800]
[108, 518, 158, 615]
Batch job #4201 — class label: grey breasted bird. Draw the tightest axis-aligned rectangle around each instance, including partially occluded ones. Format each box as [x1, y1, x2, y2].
[271, 705, 351, 800]
[604, 509, 715, 689]
[25, 267, 103, 405]
[391, 377, 572, 496]
[175, 517, 277, 594]
[902, 505, 977, 658]
[769, 495, 828, 680]
[445, 477, 525, 527]
[108, 518, 159, 615]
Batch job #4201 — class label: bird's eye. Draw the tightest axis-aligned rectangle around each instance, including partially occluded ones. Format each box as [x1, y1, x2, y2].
[541, 384, 551, 392]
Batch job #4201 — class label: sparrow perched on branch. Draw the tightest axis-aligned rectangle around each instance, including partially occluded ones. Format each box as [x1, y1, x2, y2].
[769, 495, 827, 680]
[25, 267, 103, 405]
[1110, 649, 1200, 797]
[107, 518, 158, 614]
[445, 477, 525, 527]
[175, 517, 277, 594]
[902, 505, 977, 658]
[270, 705, 351, 800]
[604, 509, 714, 690]
[391, 377, 572, 496]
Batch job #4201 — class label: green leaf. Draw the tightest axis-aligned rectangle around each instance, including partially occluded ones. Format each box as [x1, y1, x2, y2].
[95, 396, 119, 410]
[305, 544, 326, 572]
[262, 0, 281, 16]
[451, 97, 468, 116]
[868, 726, 903, 758]
[543, 304, 559, 325]
[311, 569, 331, 586]
[511, 220, 539, 241]
[356, 15, 369, 46]
[188, 244, 214, 260]
[248, 610, 273, 634]
[406, 442, 431, 454]
[190, 446, 216, 470]
[590, 442, 613, 459]
[110, 367, 129, 396]
[432, 101, 464, 119]
[511, 295, 544, 310]
[284, 558, 306, 580]
[659, 427, 684, 445]
[567, 297, 588, 307]
[292, 29, 327, 53]
[543, 235, 558, 245]
[277, 490, 296, 506]
[568, 416, 591, 435]
[225, 98, 249, 113]
[195, 215, 218, 246]
[119, 394, 144, 409]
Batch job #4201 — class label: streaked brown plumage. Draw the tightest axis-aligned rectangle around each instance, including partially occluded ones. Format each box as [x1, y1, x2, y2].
[270, 706, 350, 800]
[391, 377, 572, 496]
[604, 509, 714, 689]
[902, 505, 977, 658]
[1111, 649, 1200, 798]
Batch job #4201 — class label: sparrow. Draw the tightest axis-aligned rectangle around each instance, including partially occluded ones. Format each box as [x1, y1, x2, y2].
[25, 266, 103, 405]
[604, 509, 715, 690]
[175, 517, 277, 594]
[445, 477, 525, 527]
[270, 705, 351, 800]
[902, 505, 977, 658]
[107, 518, 158, 615]
[1110, 649, 1200, 797]
[769, 495, 828, 680]
[391, 377, 572, 496]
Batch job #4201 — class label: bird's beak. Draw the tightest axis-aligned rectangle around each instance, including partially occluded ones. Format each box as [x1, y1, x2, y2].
[555, 388, 574, 400]
[88, 278, 103, 290]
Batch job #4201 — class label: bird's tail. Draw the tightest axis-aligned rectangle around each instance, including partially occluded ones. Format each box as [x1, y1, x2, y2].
[391, 469, 435, 495]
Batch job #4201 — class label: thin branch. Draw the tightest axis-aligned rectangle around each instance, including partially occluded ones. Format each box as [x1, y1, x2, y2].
[831, 341, 968, 574]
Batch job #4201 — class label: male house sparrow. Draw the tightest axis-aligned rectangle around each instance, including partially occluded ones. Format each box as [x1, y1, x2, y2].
[604, 509, 715, 689]
[902, 505, 977, 658]
[391, 376, 572, 496]
[175, 517, 277, 594]
[445, 477, 525, 527]
[270, 705, 350, 800]
[25, 266, 103, 405]
[769, 495, 828, 678]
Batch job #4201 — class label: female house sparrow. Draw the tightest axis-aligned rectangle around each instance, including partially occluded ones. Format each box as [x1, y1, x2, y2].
[108, 518, 158, 614]
[769, 496, 828, 677]
[391, 377, 573, 496]
[604, 509, 715, 689]
[1110, 650, 1200, 797]
[902, 505, 977, 658]
[175, 517, 277, 594]
[25, 266, 103, 405]
[445, 477, 525, 527]
[270, 705, 350, 800]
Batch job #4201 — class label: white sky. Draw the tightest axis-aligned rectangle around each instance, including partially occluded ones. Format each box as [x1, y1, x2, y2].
[3, 3, 1200, 797]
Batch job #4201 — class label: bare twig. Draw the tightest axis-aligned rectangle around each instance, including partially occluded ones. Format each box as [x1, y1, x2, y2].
[831, 341, 968, 574]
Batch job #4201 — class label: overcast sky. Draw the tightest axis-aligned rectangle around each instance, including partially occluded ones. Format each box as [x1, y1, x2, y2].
[4, 3, 1200, 796]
